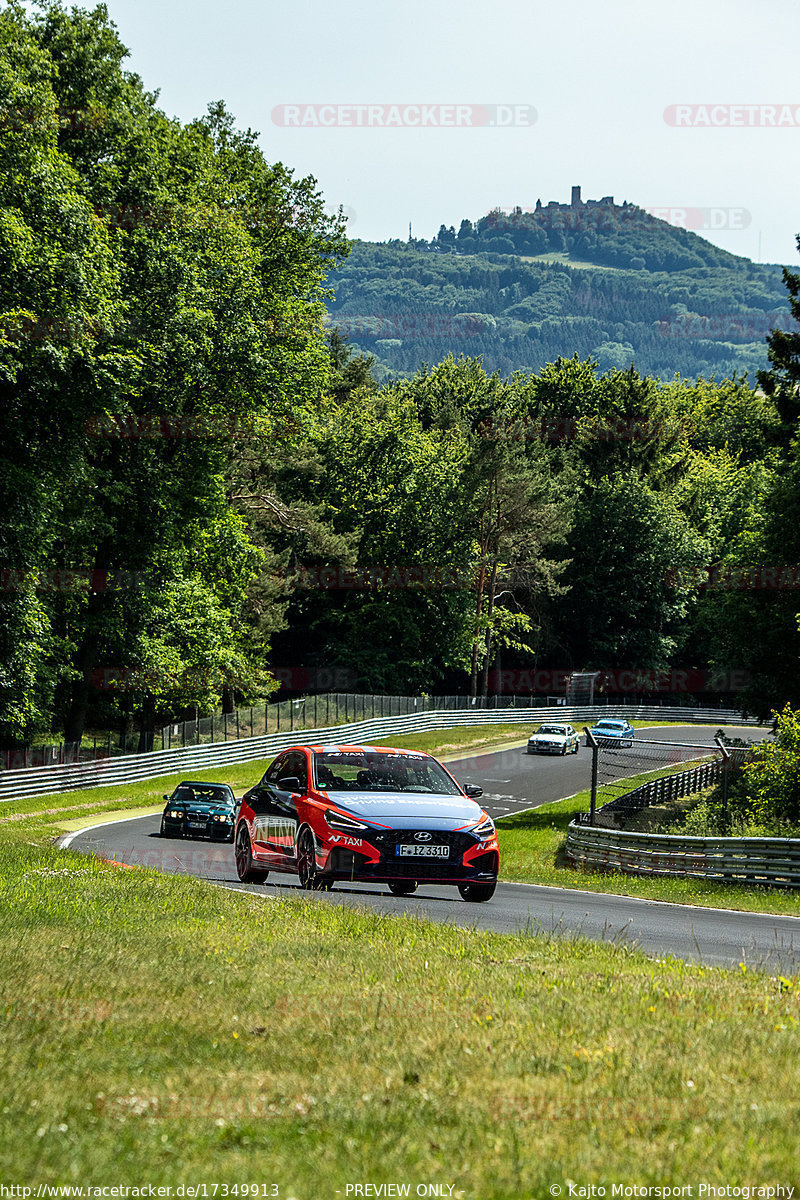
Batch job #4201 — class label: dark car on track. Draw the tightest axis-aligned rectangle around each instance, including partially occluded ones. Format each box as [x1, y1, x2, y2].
[234, 744, 499, 902]
[160, 780, 238, 841]
[586, 718, 635, 748]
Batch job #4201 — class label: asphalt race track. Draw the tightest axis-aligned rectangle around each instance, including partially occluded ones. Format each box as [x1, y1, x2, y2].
[443, 723, 766, 819]
[62, 724, 800, 973]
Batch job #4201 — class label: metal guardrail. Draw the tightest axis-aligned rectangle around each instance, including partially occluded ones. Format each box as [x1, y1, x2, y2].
[565, 822, 800, 889]
[564, 739, 800, 886]
[0, 705, 755, 802]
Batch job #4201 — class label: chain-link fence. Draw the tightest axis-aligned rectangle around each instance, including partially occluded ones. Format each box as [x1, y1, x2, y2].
[1, 691, 753, 772]
[581, 733, 754, 827]
[160, 691, 551, 754]
[0, 692, 540, 770]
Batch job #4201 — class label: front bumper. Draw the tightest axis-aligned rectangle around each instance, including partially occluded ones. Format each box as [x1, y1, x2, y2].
[163, 813, 235, 839]
[322, 828, 499, 884]
[527, 742, 565, 754]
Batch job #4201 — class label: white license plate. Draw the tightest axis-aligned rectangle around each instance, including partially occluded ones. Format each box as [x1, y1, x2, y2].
[396, 844, 449, 858]
[188, 820, 206, 829]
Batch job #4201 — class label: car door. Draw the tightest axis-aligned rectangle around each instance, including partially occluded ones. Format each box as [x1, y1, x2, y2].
[243, 753, 297, 865]
[267, 750, 308, 866]
[245, 751, 306, 870]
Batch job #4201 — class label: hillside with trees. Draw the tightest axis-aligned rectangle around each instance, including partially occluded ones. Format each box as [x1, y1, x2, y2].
[328, 202, 792, 381]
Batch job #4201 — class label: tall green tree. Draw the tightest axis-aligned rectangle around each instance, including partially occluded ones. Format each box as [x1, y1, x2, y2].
[0, 2, 347, 747]
[758, 233, 800, 439]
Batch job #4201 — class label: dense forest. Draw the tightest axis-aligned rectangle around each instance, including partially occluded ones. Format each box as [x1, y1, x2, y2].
[329, 214, 791, 381]
[2, 2, 800, 754]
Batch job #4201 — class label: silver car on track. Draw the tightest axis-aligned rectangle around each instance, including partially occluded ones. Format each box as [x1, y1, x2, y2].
[526, 723, 580, 755]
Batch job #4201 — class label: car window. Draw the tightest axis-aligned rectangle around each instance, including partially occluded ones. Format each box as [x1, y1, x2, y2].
[538, 725, 566, 735]
[191, 786, 232, 803]
[313, 750, 461, 795]
[284, 751, 308, 791]
[265, 755, 287, 784]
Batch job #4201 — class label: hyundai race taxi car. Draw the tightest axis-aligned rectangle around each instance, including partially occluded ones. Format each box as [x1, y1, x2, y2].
[586, 718, 635, 748]
[160, 780, 237, 841]
[234, 745, 499, 901]
[526, 723, 580, 755]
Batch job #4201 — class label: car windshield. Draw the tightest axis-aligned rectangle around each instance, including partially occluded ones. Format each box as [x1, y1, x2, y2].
[536, 725, 566, 735]
[596, 722, 624, 730]
[174, 785, 232, 804]
[313, 750, 462, 795]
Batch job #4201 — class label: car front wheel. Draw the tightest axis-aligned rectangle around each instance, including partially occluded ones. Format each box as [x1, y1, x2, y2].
[235, 824, 268, 883]
[458, 880, 497, 903]
[296, 829, 332, 890]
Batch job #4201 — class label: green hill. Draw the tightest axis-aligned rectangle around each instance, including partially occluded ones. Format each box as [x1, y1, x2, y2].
[327, 195, 793, 381]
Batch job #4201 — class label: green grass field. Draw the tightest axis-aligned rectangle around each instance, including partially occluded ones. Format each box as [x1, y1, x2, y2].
[2, 720, 798, 1186]
[2, 812, 800, 1191]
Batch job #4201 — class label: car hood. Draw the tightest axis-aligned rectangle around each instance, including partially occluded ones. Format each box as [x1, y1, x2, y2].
[592, 727, 627, 735]
[529, 733, 566, 740]
[326, 791, 482, 826]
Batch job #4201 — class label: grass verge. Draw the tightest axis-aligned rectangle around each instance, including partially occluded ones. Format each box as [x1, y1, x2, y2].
[2, 815, 800, 1188]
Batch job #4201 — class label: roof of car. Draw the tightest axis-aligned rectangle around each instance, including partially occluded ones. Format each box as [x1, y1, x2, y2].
[177, 780, 234, 788]
[283, 744, 434, 757]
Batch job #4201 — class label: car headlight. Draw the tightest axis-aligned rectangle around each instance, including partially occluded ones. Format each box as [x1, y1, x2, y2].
[325, 809, 370, 834]
[472, 814, 495, 839]
[169, 810, 183, 818]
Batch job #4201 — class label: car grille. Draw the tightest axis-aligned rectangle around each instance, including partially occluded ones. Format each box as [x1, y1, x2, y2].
[369, 829, 477, 879]
[374, 829, 474, 853]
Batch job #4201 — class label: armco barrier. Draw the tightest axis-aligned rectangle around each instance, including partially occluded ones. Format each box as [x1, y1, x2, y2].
[0, 705, 755, 802]
[565, 822, 800, 888]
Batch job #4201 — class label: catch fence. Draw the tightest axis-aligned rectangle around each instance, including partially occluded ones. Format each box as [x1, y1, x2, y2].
[565, 733, 800, 888]
[0, 702, 755, 802]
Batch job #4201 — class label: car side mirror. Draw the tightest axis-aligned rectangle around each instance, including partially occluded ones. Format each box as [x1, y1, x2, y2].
[163, 794, 169, 801]
[463, 783, 483, 799]
[278, 775, 302, 793]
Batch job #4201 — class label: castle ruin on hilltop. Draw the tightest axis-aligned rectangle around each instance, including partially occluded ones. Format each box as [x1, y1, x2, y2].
[506, 187, 633, 220]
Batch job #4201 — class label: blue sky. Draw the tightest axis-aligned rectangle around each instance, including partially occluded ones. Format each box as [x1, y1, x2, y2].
[81, 0, 800, 265]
